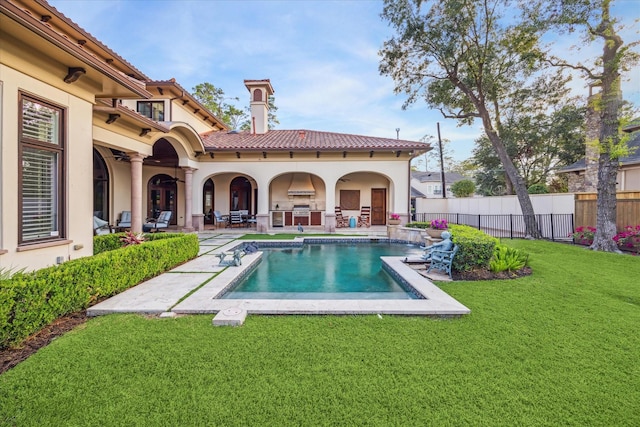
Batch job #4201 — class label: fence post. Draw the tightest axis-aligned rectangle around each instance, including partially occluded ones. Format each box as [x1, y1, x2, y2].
[478, 214, 481, 230]
[510, 214, 513, 239]
[550, 213, 555, 241]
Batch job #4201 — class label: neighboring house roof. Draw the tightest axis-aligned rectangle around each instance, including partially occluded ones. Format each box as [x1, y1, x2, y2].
[411, 170, 466, 183]
[201, 129, 430, 152]
[411, 186, 426, 198]
[560, 127, 640, 173]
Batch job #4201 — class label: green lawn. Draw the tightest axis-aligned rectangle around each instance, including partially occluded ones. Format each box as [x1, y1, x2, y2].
[1, 240, 639, 426]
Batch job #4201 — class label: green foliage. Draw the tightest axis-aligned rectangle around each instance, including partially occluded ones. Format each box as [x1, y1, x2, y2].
[451, 179, 475, 197]
[0, 234, 198, 349]
[2, 241, 639, 425]
[490, 245, 529, 273]
[527, 183, 548, 194]
[449, 224, 498, 271]
[404, 222, 430, 229]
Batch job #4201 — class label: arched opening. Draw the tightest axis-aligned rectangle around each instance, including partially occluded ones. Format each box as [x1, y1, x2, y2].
[203, 178, 215, 224]
[93, 148, 109, 221]
[230, 176, 252, 212]
[148, 174, 177, 224]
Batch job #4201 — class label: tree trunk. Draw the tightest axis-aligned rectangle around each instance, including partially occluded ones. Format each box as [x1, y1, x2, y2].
[591, 152, 619, 251]
[590, 2, 622, 252]
[479, 111, 542, 239]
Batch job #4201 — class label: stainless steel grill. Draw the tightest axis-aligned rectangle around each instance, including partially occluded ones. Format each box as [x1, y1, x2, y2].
[292, 205, 310, 216]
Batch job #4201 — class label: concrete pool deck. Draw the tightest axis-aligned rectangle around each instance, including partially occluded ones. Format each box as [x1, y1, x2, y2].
[87, 232, 470, 318]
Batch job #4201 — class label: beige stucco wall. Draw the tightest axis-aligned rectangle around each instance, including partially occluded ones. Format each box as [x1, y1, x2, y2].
[620, 166, 640, 191]
[0, 65, 94, 271]
[191, 156, 411, 219]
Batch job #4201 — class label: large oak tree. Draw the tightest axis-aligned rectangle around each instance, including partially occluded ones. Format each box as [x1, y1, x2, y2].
[531, 0, 638, 251]
[379, 0, 561, 238]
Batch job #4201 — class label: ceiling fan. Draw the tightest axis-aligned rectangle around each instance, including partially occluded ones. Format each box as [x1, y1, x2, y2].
[158, 166, 185, 184]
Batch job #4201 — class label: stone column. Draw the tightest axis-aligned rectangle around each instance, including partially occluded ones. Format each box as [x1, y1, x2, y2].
[129, 153, 145, 233]
[183, 167, 194, 231]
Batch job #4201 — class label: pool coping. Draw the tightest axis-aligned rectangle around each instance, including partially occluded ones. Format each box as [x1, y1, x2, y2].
[172, 239, 470, 317]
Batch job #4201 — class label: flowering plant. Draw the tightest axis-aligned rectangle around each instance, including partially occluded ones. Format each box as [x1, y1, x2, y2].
[613, 225, 640, 254]
[390, 213, 400, 220]
[120, 231, 145, 247]
[430, 218, 448, 230]
[570, 226, 596, 245]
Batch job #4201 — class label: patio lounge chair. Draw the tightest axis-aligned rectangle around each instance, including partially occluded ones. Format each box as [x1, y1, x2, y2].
[116, 211, 131, 230]
[213, 210, 229, 228]
[358, 206, 371, 227]
[229, 211, 244, 227]
[335, 206, 349, 228]
[93, 216, 113, 235]
[143, 210, 172, 232]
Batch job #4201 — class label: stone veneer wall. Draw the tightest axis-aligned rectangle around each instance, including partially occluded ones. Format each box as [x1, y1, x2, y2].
[387, 225, 427, 244]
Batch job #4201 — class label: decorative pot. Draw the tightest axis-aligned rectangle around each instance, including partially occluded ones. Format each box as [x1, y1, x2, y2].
[388, 219, 401, 225]
[426, 228, 446, 238]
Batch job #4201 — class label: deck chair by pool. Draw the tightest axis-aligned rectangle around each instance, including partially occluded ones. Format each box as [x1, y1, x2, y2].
[116, 211, 131, 230]
[358, 206, 371, 227]
[213, 210, 229, 228]
[93, 216, 113, 235]
[335, 206, 349, 228]
[143, 210, 172, 232]
[229, 211, 244, 228]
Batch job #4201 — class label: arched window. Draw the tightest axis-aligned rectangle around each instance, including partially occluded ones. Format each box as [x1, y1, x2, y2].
[253, 89, 263, 102]
[93, 149, 109, 221]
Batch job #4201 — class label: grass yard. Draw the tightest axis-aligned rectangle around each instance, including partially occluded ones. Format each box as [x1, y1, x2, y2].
[1, 240, 638, 426]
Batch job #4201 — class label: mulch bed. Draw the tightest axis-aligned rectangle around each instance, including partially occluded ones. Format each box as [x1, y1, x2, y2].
[453, 266, 532, 281]
[0, 311, 88, 375]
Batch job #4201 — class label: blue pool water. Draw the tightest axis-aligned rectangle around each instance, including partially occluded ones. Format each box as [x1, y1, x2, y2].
[222, 243, 423, 300]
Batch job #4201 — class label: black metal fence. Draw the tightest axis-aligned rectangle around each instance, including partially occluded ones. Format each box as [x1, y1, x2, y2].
[413, 213, 575, 241]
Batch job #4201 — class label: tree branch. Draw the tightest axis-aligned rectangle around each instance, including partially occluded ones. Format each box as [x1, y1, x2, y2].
[544, 58, 602, 81]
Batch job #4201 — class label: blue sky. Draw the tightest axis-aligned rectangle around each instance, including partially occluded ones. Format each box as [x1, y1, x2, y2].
[49, 0, 639, 165]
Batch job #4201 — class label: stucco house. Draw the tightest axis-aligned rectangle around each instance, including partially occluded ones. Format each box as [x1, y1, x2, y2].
[1, 0, 429, 271]
[560, 90, 640, 192]
[411, 171, 467, 198]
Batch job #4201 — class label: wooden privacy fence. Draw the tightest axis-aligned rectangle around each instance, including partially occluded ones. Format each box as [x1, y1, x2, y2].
[575, 191, 640, 230]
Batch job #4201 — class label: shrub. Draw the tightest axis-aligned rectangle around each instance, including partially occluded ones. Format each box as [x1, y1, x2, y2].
[490, 245, 529, 273]
[528, 183, 549, 194]
[1, 233, 198, 349]
[451, 179, 475, 197]
[404, 222, 430, 229]
[449, 224, 498, 271]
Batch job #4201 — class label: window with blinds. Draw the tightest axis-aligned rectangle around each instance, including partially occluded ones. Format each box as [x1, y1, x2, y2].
[19, 94, 64, 243]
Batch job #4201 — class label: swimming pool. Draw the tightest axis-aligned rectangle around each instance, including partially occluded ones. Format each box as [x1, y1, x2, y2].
[221, 242, 424, 300]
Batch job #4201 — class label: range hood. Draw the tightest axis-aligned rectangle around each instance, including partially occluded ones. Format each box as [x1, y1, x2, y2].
[288, 173, 316, 196]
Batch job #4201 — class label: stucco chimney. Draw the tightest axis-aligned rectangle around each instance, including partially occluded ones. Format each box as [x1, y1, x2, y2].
[244, 79, 274, 135]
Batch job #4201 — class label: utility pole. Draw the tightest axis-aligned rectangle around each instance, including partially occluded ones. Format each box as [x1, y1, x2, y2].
[437, 122, 446, 199]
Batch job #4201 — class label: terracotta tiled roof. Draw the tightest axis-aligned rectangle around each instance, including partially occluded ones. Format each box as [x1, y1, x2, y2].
[201, 129, 430, 152]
